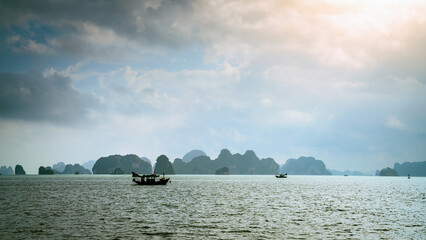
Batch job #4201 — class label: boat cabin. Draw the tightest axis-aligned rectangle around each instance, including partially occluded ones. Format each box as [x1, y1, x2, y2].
[132, 172, 170, 185]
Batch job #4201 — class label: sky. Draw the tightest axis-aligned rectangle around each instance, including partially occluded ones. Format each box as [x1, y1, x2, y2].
[1, 0, 425, 174]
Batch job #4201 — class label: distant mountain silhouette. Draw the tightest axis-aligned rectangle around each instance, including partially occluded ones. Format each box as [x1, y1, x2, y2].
[0, 166, 14, 175]
[281, 157, 331, 175]
[62, 164, 91, 174]
[393, 161, 426, 176]
[140, 157, 151, 165]
[49, 162, 92, 174]
[182, 150, 207, 163]
[53, 162, 66, 172]
[92, 154, 152, 174]
[154, 155, 175, 174]
[375, 161, 425, 177]
[172, 149, 279, 174]
[328, 169, 370, 176]
[82, 160, 96, 172]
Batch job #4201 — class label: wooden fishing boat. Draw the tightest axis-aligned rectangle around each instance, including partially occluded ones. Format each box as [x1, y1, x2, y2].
[275, 173, 287, 178]
[132, 172, 170, 185]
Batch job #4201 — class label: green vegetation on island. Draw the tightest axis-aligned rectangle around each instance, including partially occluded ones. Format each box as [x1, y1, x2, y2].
[280, 157, 331, 175]
[378, 167, 399, 176]
[39, 166, 55, 174]
[393, 161, 426, 176]
[62, 164, 92, 174]
[111, 168, 124, 174]
[172, 149, 280, 175]
[40, 162, 91, 174]
[11, 149, 418, 176]
[154, 155, 175, 174]
[53, 162, 66, 172]
[15, 165, 26, 175]
[376, 161, 425, 176]
[215, 166, 230, 175]
[92, 154, 152, 174]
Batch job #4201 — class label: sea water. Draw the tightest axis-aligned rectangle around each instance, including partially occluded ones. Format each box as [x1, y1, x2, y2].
[0, 175, 425, 239]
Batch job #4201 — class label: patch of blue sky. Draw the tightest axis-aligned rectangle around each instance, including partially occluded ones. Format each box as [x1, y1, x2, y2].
[133, 44, 215, 72]
[0, 21, 57, 72]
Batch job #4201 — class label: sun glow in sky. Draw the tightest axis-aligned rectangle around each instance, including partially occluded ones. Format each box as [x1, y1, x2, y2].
[1, 0, 425, 173]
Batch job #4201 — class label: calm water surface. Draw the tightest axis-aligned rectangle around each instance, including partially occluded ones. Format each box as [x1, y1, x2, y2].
[0, 175, 425, 239]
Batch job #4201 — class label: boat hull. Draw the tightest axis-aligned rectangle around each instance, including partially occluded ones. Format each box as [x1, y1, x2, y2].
[133, 178, 170, 185]
[275, 174, 287, 178]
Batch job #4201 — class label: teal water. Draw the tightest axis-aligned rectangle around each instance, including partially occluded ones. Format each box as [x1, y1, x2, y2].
[0, 175, 425, 239]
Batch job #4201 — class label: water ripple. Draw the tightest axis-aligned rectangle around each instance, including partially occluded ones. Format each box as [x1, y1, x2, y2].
[0, 175, 425, 239]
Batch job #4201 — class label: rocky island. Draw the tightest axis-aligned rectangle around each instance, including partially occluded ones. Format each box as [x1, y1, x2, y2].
[0, 166, 14, 175]
[280, 156, 331, 175]
[92, 154, 152, 174]
[39, 166, 55, 174]
[62, 164, 92, 174]
[215, 166, 230, 175]
[378, 167, 399, 176]
[154, 155, 175, 174]
[172, 149, 280, 175]
[15, 165, 26, 175]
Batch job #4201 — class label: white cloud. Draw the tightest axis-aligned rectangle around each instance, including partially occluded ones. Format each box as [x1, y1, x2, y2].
[209, 128, 247, 143]
[7, 35, 55, 54]
[267, 110, 314, 127]
[260, 98, 272, 107]
[195, 0, 426, 69]
[77, 23, 131, 48]
[2, 0, 426, 173]
[4, 0, 425, 71]
[42, 67, 57, 77]
[386, 116, 405, 130]
[100, 66, 150, 93]
[43, 59, 91, 79]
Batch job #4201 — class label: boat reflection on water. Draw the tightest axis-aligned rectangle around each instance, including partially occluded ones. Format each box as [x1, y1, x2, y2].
[132, 171, 170, 185]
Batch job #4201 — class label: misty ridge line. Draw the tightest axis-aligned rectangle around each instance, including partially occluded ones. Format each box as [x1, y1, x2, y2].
[1, 149, 424, 176]
[1, 0, 425, 180]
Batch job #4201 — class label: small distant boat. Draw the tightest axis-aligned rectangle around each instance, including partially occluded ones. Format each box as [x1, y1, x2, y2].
[132, 172, 170, 185]
[275, 173, 288, 178]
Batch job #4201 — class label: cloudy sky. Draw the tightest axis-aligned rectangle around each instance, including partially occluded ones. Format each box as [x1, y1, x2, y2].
[1, 0, 425, 174]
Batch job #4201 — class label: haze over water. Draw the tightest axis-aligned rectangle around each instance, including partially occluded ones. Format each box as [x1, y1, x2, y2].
[1, 175, 425, 239]
[1, 0, 426, 174]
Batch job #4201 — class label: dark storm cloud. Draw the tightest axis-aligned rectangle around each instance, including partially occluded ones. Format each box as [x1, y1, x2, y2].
[0, 0, 196, 50]
[0, 71, 99, 123]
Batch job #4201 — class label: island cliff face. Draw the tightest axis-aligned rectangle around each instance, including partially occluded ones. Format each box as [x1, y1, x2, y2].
[280, 157, 331, 175]
[375, 161, 425, 177]
[393, 161, 426, 176]
[53, 162, 66, 172]
[182, 150, 207, 163]
[62, 164, 91, 174]
[46, 162, 92, 174]
[39, 166, 55, 174]
[0, 166, 14, 175]
[379, 167, 399, 176]
[15, 165, 26, 175]
[92, 154, 152, 174]
[172, 149, 280, 175]
[154, 155, 175, 174]
[215, 166, 230, 175]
